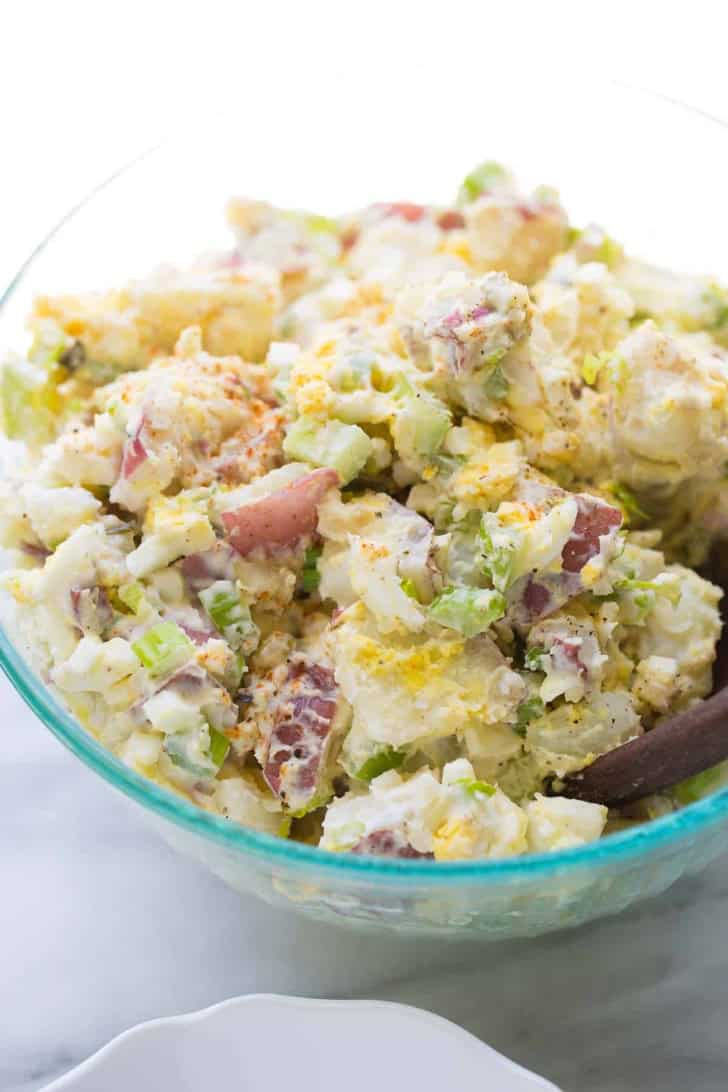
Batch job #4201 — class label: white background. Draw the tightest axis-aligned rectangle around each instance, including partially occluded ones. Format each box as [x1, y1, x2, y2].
[2, 0, 728, 289]
[2, 5, 728, 1091]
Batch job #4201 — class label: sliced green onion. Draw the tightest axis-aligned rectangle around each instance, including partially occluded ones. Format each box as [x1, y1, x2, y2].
[609, 482, 648, 524]
[428, 586, 506, 638]
[515, 696, 545, 735]
[131, 622, 194, 678]
[355, 747, 406, 782]
[524, 645, 547, 672]
[301, 547, 322, 593]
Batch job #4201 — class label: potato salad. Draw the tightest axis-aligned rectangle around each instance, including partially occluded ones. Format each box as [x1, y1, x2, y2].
[1, 160, 726, 861]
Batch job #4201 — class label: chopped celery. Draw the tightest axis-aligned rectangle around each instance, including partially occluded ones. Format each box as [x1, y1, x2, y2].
[283, 416, 372, 485]
[457, 160, 511, 205]
[703, 283, 728, 334]
[208, 727, 231, 769]
[301, 546, 322, 593]
[607, 354, 629, 395]
[302, 213, 338, 235]
[0, 357, 62, 443]
[164, 725, 229, 778]
[483, 363, 509, 401]
[28, 336, 66, 368]
[199, 580, 259, 650]
[533, 185, 560, 207]
[616, 575, 681, 607]
[455, 777, 497, 798]
[428, 586, 506, 637]
[355, 747, 406, 782]
[332, 350, 377, 391]
[515, 697, 545, 735]
[582, 351, 628, 392]
[400, 577, 419, 600]
[230, 650, 247, 689]
[392, 392, 451, 462]
[595, 235, 623, 269]
[288, 791, 334, 819]
[117, 582, 146, 614]
[674, 764, 725, 805]
[581, 352, 607, 386]
[480, 515, 517, 592]
[131, 622, 194, 678]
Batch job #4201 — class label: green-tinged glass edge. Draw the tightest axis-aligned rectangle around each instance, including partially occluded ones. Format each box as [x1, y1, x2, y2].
[3, 128, 728, 885]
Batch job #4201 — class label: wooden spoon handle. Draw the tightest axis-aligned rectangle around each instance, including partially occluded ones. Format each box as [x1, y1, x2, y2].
[560, 686, 728, 806]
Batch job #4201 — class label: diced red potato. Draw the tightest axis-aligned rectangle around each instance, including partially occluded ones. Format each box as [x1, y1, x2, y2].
[20, 542, 51, 562]
[561, 496, 622, 574]
[221, 468, 339, 556]
[374, 203, 466, 232]
[350, 830, 434, 860]
[521, 577, 554, 619]
[119, 418, 149, 480]
[378, 202, 427, 223]
[69, 585, 113, 634]
[181, 543, 238, 592]
[510, 494, 622, 625]
[178, 625, 215, 646]
[550, 636, 588, 676]
[340, 227, 359, 252]
[436, 210, 466, 231]
[166, 610, 218, 645]
[157, 663, 208, 695]
[257, 657, 343, 812]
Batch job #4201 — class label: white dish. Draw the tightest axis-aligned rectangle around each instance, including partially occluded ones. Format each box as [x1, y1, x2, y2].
[41, 994, 560, 1091]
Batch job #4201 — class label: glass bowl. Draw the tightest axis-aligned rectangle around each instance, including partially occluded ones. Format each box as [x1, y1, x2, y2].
[2, 83, 728, 938]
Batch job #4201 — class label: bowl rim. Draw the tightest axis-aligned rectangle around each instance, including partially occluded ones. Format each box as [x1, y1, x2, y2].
[3, 103, 728, 885]
[40, 994, 558, 1091]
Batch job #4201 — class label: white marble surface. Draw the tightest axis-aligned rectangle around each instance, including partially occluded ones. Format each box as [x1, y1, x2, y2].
[2, 678, 728, 1092]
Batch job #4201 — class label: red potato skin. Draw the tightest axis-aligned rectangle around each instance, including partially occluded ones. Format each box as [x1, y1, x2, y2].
[436, 209, 466, 231]
[351, 830, 434, 859]
[561, 495, 622, 574]
[221, 468, 339, 556]
[261, 658, 341, 811]
[380, 202, 426, 223]
[511, 495, 622, 625]
[119, 419, 148, 479]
